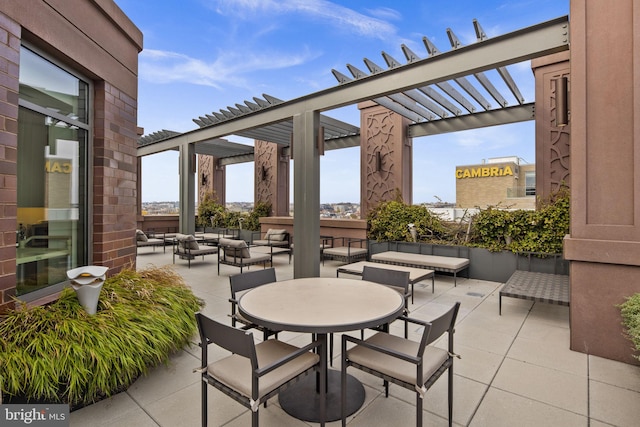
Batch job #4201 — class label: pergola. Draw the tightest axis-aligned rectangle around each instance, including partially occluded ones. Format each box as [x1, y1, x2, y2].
[137, 16, 570, 278]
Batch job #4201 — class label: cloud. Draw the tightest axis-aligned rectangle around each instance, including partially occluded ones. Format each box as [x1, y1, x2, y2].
[210, 0, 398, 40]
[139, 48, 317, 89]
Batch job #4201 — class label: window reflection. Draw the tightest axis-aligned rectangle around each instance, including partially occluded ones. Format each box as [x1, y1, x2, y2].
[17, 47, 88, 296]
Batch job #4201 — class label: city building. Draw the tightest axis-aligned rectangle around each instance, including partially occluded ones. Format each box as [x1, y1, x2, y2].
[456, 156, 536, 209]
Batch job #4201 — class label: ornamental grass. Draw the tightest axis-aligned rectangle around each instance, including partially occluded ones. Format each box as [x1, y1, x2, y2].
[620, 293, 640, 361]
[0, 266, 203, 407]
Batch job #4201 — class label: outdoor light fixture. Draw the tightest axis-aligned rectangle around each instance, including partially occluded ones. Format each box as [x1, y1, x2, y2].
[261, 165, 267, 181]
[201, 173, 208, 186]
[555, 76, 569, 127]
[374, 151, 382, 172]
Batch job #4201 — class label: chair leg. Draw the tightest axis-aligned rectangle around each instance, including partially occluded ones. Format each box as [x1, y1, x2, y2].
[341, 338, 347, 427]
[416, 390, 423, 427]
[252, 410, 258, 427]
[201, 376, 207, 427]
[448, 365, 453, 427]
[329, 333, 334, 367]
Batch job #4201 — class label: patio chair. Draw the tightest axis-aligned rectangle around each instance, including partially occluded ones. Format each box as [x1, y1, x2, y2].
[328, 265, 411, 367]
[217, 238, 272, 274]
[135, 229, 166, 253]
[321, 237, 368, 265]
[362, 265, 411, 337]
[252, 228, 290, 248]
[341, 302, 461, 427]
[172, 234, 218, 268]
[195, 313, 325, 427]
[229, 268, 279, 340]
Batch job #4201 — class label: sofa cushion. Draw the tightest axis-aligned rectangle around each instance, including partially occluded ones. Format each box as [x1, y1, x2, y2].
[220, 238, 251, 258]
[136, 229, 148, 242]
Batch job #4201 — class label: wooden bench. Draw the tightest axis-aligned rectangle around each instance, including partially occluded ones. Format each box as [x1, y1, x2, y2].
[499, 270, 569, 315]
[336, 260, 435, 303]
[370, 251, 469, 285]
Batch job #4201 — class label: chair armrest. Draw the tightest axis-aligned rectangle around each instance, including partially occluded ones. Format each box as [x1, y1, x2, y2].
[347, 237, 367, 248]
[321, 235, 334, 247]
[342, 334, 420, 364]
[255, 339, 323, 377]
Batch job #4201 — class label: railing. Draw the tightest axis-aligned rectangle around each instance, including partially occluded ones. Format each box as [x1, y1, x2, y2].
[506, 186, 536, 198]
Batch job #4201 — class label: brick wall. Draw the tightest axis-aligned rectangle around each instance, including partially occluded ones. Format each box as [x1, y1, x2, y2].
[92, 81, 138, 274]
[0, 13, 19, 312]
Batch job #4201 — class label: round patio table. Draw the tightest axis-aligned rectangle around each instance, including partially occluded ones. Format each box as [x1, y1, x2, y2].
[238, 277, 405, 422]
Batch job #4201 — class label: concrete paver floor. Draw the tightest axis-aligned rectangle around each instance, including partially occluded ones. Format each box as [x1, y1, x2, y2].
[70, 249, 640, 426]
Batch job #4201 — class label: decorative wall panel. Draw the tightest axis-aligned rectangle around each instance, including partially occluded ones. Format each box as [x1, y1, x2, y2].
[533, 52, 571, 203]
[360, 102, 412, 217]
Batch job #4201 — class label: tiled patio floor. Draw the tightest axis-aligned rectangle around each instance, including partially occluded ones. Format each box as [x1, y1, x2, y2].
[70, 249, 640, 426]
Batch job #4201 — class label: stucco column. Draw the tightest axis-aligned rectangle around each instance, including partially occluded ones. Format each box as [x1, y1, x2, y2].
[292, 111, 320, 278]
[564, 0, 640, 364]
[254, 140, 289, 216]
[198, 154, 225, 206]
[178, 143, 196, 234]
[358, 101, 412, 218]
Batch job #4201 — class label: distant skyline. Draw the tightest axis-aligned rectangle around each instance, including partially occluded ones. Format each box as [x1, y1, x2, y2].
[114, 0, 569, 204]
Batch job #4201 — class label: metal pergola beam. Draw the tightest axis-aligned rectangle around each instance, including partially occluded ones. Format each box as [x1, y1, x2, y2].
[137, 16, 569, 157]
[408, 103, 535, 137]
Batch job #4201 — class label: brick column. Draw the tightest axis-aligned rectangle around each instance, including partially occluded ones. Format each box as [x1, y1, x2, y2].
[0, 13, 19, 312]
[92, 81, 138, 273]
[359, 101, 412, 218]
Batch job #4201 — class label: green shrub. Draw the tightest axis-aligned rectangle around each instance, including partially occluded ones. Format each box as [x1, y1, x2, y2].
[245, 201, 271, 231]
[0, 266, 203, 407]
[197, 192, 226, 228]
[469, 188, 570, 253]
[368, 199, 446, 242]
[197, 194, 270, 232]
[365, 188, 569, 254]
[619, 293, 640, 361]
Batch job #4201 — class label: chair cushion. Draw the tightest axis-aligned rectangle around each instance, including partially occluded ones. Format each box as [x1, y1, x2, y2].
[347, 332, 449, 386]
[207, 339, 319, 399]
[371, 252, 469, 271]
[220, 238, 251, 258]
[136, 229, 148, 242]
[265, 229, 287, 241]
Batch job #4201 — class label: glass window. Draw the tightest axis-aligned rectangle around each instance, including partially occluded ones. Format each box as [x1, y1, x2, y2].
[16, 47, 89, 296]
[525, 171, 536, 196]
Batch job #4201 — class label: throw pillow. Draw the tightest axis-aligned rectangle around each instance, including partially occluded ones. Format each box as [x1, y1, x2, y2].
[220, 238, 251, 258]
[266, 229, 287, 241]
[183, 234, 200, 250]
[136, 230, 148, 242]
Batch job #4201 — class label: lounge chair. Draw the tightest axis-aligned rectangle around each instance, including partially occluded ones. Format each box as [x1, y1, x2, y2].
[135, 229, 166, 253]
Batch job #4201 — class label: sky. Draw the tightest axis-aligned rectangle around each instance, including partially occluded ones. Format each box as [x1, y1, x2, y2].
[114, 0, 569, 204]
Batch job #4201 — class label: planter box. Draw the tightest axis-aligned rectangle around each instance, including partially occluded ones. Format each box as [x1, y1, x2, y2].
[368, 241, 567, 283]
